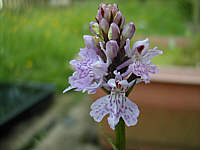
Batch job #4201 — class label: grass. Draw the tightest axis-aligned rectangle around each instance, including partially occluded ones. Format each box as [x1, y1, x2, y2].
[0, 0, 199, 92]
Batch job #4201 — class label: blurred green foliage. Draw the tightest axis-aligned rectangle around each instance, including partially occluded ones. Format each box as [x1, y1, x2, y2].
[183, 35, 200, 66]
[0, 0, 199, 92]
[176, 0, 193, 21]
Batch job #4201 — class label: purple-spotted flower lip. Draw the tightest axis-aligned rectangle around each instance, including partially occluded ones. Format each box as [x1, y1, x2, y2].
[90, 72, 139, 130]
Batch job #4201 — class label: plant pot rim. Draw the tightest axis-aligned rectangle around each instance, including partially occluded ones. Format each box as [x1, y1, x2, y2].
[151, 65, 200, 85]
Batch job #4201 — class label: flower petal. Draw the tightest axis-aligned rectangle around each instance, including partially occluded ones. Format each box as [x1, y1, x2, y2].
[143, 46, 163, 59]
[132, 38, 149, 56]
[83, 35, 98, 49]
[90, 95, 109, 122]
[129, 62, 151, 83]
[106, 40, 119, 61]
[121, 97, 139, 127]
[118, 80, 129, 87]
[108, 79, 116, 88]
[63, 86, 74, 93]
[107, 113, 120, 130]
[117, 59, 133, 70]
[121, 22, 135, 41]
[124, 39, 132, 57]
[79, 47, 98, 60]
[91, 58, 108, 78]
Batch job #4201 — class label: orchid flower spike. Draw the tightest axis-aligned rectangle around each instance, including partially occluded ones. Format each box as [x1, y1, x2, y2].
[63, 3, 162, 130]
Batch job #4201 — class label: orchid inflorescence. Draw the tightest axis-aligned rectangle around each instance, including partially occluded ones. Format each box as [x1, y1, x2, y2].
[63, 3, 162, 130]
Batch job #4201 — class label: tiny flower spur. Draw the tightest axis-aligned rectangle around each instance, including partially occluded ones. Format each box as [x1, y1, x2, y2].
[63, 3, 162, 150]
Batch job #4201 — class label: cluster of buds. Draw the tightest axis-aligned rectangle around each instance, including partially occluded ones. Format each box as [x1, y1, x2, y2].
[89, 4, 136, 79]
[90, 3, 134, 43]
[64, 3, 162, 130]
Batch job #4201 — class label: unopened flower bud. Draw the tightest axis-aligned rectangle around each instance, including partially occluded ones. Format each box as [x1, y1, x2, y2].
[83, 35, 98, 49]
[106, 40, 119, 60]
[108, 23, 120, 40]
[121, 22, 135, 40]
[120, 15, 125, 30]
[104, 7, 111, 21]
[100, 3, 106, 9]
[96, 9, 103, 22]
[99, 18, 109, 34]
[113, 11, 122, 25]
[99, 3, 105, 17]
[89, 21, 100, 35]
[107, 4, 112, 9]
[112, 4, 118, 17]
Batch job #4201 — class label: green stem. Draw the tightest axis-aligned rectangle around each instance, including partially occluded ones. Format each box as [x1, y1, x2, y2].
[115, 118, 126, 150]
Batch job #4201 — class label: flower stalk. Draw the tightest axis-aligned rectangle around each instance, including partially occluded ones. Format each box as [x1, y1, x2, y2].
[116, 118, 126, 150]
